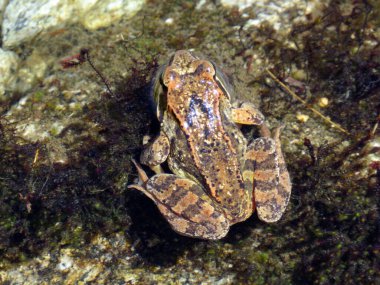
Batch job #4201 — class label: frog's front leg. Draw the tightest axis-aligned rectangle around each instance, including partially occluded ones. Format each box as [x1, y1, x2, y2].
[140, 131, 170, 168]
[129, 161, 229, 240]
[231, 102, 265, 125]
[246, 126, 291, 222]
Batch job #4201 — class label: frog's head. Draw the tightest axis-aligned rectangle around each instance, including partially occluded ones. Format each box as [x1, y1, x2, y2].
[163, 60, 216, 87]
[168, 50, 235, 102]
[151, 50, 235, 121]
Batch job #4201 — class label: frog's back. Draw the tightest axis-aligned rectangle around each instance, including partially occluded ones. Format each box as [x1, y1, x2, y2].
[167, 72, 252, 223]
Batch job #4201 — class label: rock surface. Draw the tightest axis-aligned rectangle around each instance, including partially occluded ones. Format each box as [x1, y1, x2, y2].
[1, 0, 145, 48]
[220, 0, 321, 30]
[0, 48, 20, 99]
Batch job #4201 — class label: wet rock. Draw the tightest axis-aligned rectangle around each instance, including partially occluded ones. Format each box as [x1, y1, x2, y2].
[2, 0, 145, 48]
[0, 48, 20, 100]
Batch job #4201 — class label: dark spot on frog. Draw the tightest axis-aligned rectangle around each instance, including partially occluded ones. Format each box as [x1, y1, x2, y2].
[203, 128, 211, 138]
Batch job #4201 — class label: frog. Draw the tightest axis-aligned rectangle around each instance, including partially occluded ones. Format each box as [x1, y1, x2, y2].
[129, 50, 291, 240]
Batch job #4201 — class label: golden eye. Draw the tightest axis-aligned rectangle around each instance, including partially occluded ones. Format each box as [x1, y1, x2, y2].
[193, 60, 216, 78]
[163, 67, 178, 87]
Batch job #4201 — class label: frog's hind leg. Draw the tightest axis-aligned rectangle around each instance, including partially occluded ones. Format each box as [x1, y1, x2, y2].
[134, 173, 229, 240]
[247, 126, 291, 222]
[272, 125, 292, 212]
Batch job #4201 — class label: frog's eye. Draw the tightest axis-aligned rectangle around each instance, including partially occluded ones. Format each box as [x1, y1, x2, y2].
[162, 67, 179, 87]
[151, 64, 167, 121]
[193, 60, 216, 78]
[214, 65, 234, 100]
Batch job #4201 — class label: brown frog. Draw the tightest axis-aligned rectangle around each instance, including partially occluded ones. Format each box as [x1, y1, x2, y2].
[129, 50, 291, 240]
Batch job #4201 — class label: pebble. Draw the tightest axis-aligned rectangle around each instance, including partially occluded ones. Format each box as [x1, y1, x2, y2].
[296, 113, 310, 123]
[318, 97, 329, 107]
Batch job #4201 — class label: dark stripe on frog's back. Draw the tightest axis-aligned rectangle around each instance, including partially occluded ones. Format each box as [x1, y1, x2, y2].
[167, 77, 250, 222]
[168, 124, 206, 185]
[159, 109, 205, 184]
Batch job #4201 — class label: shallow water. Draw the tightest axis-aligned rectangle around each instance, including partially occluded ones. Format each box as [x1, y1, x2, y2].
[0, 1, 379, 284]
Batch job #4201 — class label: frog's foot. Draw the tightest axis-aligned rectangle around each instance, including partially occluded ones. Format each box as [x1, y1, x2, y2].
[247, 127, 291, 222]
[140, 132, 170, 167]
[140, 174, 229, 240]
[128, 159, 151, 194]
[231, 102, 264, 125]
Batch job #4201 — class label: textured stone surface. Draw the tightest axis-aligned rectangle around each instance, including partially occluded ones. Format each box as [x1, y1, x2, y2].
[0, 48, 20, 99]
[1, 0, 145, 47]
[221, 0, 321, 30]
[0, 0, 7, 23]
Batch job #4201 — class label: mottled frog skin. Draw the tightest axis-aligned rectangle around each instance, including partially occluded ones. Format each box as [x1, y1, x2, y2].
[129, 50, 291, 240]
